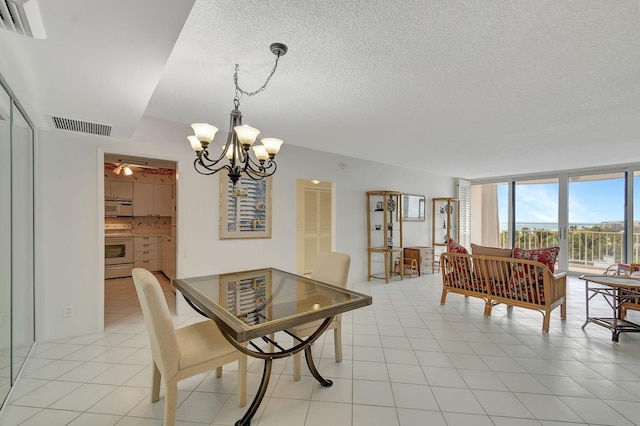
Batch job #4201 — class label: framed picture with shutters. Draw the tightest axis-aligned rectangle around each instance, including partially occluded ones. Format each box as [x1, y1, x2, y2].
[219, 170, 272, 239]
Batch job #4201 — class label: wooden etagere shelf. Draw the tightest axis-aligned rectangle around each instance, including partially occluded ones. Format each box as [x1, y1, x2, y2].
[432, 197, 459, 272]
[366, 190, 403, 283]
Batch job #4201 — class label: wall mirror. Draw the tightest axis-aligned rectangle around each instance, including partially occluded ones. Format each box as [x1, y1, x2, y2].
[402, 194, 426, 221]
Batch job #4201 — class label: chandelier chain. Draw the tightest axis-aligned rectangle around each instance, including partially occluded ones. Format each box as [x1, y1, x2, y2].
[233, 52, 282, 100]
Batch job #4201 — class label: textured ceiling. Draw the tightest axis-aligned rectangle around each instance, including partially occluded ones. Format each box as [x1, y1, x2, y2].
[2, 0, 640, 179]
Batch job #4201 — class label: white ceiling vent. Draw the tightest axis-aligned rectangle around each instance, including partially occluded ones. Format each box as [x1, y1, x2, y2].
[0, 0, 46, 39]
[52, 116, 112, 137]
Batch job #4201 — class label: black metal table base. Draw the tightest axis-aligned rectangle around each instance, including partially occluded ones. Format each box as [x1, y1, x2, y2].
[227, 319, 334, 425]
[233, 346, 334, 426]
[235, 358, 273, 426]
[304, 345, 333, 387]
[183, 295, 335, 426]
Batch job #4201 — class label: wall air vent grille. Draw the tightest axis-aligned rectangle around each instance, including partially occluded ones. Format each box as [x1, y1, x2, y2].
[51, 116, 112, 136]
[0, 0, 46, 39]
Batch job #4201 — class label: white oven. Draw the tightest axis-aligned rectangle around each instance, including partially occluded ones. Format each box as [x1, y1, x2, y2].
[105, 236, 134, 279]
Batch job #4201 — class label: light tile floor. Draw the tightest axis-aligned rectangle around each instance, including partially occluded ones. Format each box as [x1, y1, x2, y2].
[2, 273, 640, 425]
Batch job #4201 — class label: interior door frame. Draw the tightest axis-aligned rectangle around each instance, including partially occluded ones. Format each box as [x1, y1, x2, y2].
[295, 179, 335, 276]
[99, 150, 179, 327]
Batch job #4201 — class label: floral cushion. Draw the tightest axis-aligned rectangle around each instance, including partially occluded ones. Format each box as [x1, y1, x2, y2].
[513, 247, 559, 272]
[446, 238, 471, 282]
[509, 247, 560, 303]
[448, 238, 468, 254]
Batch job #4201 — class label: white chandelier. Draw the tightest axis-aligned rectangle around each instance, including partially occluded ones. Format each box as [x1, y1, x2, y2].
[188, 43, 287, 185]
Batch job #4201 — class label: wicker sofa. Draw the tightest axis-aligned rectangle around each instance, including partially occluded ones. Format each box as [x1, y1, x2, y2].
[440, 245, 567, 332]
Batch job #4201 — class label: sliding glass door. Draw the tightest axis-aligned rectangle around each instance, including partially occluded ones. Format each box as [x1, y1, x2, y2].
[633, 171, 640, 264]
[11, 103, 34, 384]
[567, 172, 625, 274]
[0, 74, 11, 407]
[472, 169, 638, 274]
[0, 75, 35, 410]
[514, 178, 559, 252]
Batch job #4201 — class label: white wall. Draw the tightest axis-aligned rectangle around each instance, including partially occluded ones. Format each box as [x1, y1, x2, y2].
[35, 116, 455, 341]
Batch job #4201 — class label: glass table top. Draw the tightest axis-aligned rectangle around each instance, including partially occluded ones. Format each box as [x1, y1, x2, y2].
[174, 268, 372, 342]
[580, 274, 640, 288]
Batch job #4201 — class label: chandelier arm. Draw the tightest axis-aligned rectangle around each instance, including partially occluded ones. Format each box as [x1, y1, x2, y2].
[201, 146, 227, 166]
[244, 160, 277, 180]
[246, 155, 275, 173]
[194, 157, 231, 176]
[241, 170, 269, 181]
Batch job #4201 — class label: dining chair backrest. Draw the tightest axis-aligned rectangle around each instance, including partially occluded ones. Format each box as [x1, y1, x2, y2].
[132, 268, 179, 376]
[311, 251, 350, 288]
[290, 251, 351, 381]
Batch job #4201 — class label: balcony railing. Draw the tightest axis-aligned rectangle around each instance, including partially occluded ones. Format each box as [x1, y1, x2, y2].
[499, 229, 640, 271]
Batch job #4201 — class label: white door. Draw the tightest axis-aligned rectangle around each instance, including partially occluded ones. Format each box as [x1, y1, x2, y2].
[296, 180, 333, 276]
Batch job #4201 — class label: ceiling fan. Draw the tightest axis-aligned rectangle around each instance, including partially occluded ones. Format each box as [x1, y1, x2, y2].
[110, 159, 157, 176]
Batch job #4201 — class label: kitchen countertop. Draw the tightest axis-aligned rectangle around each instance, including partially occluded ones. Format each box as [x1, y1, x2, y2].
[105, 233, 172, 238]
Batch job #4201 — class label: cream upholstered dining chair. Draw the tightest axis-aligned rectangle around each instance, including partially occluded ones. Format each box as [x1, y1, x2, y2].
[289, 252, 350, 381]
[132, 268, 247, 426]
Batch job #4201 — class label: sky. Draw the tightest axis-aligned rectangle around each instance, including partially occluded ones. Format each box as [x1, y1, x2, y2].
[497, 175, 640, 224]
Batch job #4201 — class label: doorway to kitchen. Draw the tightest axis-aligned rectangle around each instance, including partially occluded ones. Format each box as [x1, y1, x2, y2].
[103, 153, 178, 320]
[295, 179, 335, 276]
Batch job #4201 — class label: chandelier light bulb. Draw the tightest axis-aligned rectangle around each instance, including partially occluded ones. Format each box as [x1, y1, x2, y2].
[234, 125, 260, 148]
[123, 166, 133, 176]
[191, 123, 218, 145]
[224, 144, 237, 160]
[261, 138, 284, 157]
[188, 135, 203, 152]
[252, 145, 270, 163]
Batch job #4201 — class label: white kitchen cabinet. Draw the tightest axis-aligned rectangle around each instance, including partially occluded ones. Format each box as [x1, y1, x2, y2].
[133, 183, 172, 217]
[134, 236, 158, 271]
[160, 236, 176, 280]
[154, 185, 173, 217]
[133, 183, 154, 216]
[105, 181, 133, 200]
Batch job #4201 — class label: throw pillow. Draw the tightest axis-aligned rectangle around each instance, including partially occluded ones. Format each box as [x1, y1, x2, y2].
[471, 244, 512, 285]
[448, 238, 468, 254]
[471, 243, 512, 258]
[445, 238, 472, 283]
[513, 247, 559, 273]
[510, 247, 560, 303]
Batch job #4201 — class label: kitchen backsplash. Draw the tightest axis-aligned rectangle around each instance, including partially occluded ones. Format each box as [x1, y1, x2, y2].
[105, 216, 172, 234]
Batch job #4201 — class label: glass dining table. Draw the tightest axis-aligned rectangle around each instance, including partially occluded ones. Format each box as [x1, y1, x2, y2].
[173, 267, 373, 426]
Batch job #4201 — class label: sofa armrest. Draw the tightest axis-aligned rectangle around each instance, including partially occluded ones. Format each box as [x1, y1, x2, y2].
[553, 272, 566, 280]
